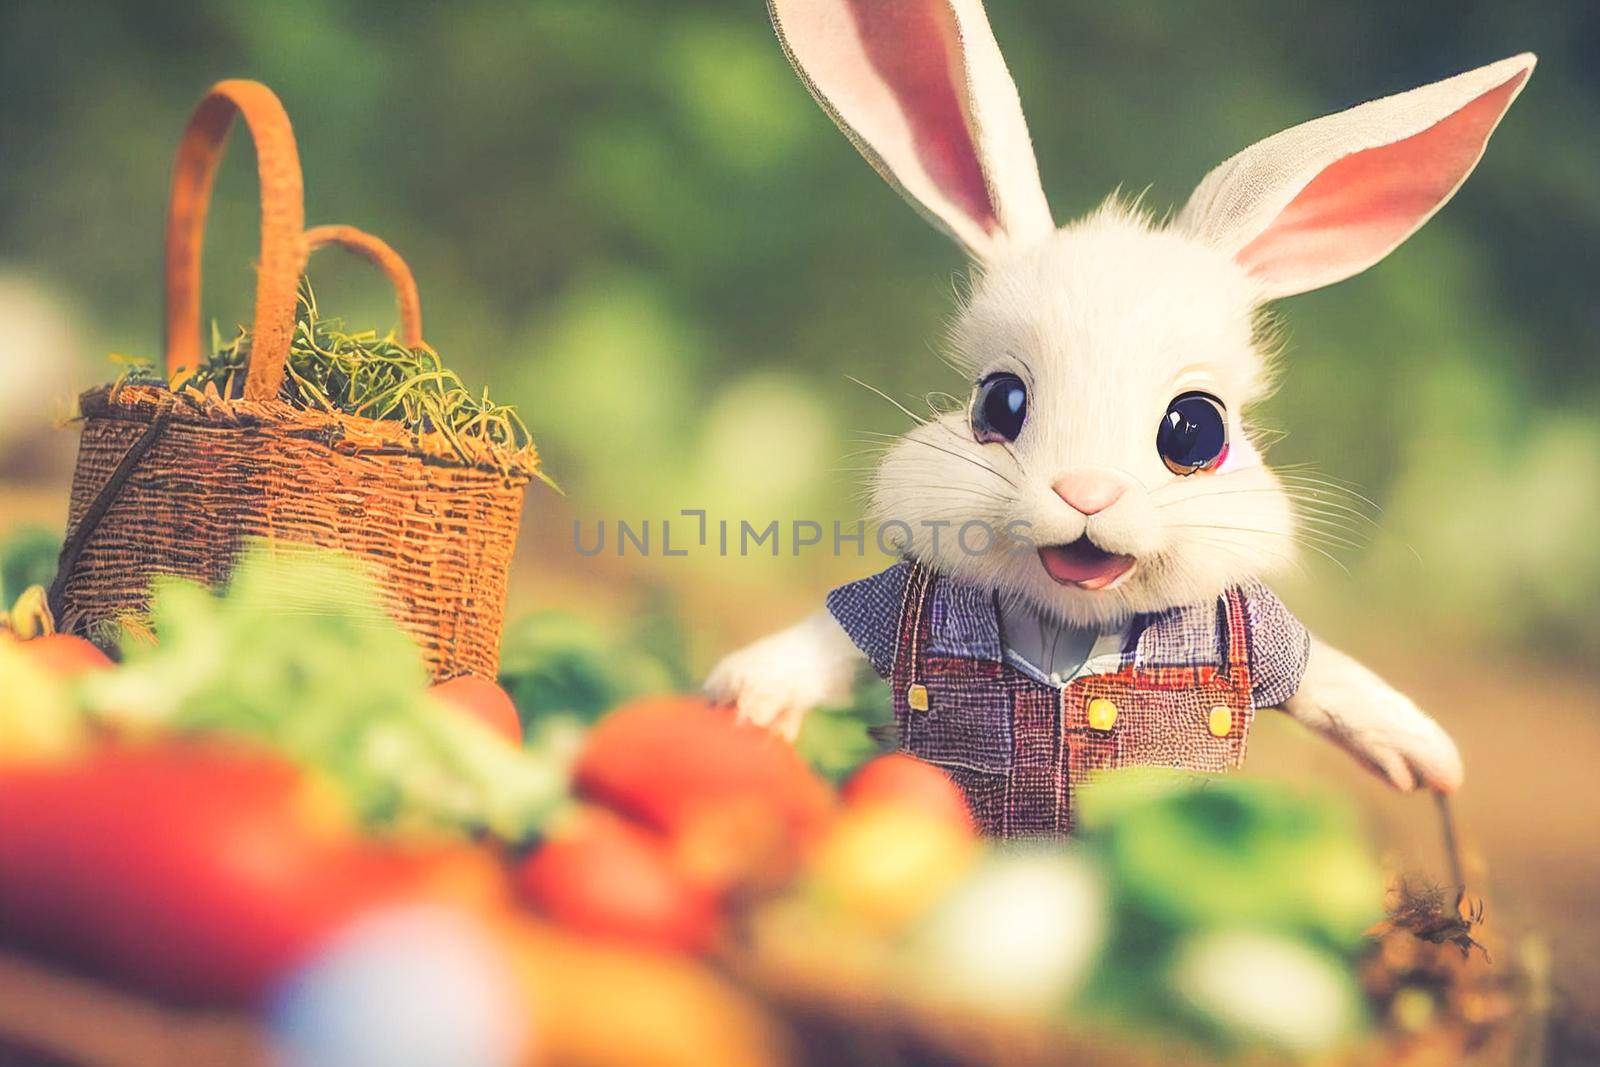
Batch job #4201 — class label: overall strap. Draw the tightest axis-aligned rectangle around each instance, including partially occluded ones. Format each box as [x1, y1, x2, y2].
[894, 561, 937, 710]
[1221, 586, 1253, 675]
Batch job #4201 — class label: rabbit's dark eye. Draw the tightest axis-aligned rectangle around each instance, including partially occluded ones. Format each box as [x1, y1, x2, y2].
[1157, 392, 1228, 475]
[972, 373, 1028, 443]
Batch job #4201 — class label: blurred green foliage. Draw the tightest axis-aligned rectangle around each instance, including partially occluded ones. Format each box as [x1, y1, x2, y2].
[84, 542, 568, 839]
[1, 1, 1596, 657]
[498, 609, 681, 725]
[0, 524, 58, 607]
[1077, 770, 1383, 952]
[795, 682, 894, 785]
[1073, 770, 1382, 1050]
[497, 601, 891, 781]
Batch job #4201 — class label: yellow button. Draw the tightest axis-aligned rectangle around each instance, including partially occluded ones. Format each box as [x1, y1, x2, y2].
[1087, 698, 1118, 731]
[907, 683, 930, 712]
[1208, 705, 1234, 737]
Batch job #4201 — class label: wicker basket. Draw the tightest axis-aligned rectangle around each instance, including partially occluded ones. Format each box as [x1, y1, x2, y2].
[49, 80, 534, 680]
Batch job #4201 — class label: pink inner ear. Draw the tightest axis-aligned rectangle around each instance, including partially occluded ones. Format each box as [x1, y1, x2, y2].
[847, 2, 997, 236]
[1238, 70, 1528, 287]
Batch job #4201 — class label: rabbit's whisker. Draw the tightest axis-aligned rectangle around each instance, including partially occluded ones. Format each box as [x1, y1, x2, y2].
[853, 428, 1021, 487]
[1165, 522, 1363, 552]
[1275, 474, 1384, 513]
[847, 376, 932, 428]
[1153, 484, 1381, 530]
[1180, 537, 1310, 580]
[861, 487, 1013, 509]
[891, 434, 1021, 490]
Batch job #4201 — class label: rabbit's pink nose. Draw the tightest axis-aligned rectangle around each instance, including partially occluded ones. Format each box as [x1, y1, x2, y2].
[1053, 468, 1128, 515]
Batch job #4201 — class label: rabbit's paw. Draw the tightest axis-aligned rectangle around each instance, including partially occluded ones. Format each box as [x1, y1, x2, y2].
[1286, 638, 1465, 794]
[704, 614, 859, 741]
[1337, 689, 1464, 793]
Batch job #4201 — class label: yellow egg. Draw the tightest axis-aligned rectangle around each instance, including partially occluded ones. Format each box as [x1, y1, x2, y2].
[806, 806, 979, 932]
[0, 639, 83, 764]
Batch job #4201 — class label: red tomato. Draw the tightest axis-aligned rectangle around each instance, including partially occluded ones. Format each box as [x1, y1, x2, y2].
[843, 754, 976, 834]
[17, 633, 113, 677]
[516, 808, 718, 954]
[575, 697, 836, 846]
[0, 742, 477, 1004]
[429, 675, 522, 744]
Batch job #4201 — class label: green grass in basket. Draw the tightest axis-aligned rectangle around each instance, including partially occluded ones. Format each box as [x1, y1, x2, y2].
[179, 281, 538, 469]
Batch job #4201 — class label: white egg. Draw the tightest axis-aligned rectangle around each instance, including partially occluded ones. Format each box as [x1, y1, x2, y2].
[268, 905, 528, 1067]
[912, 849, 1107, 1014]
[1169, 929, 1363, 1054]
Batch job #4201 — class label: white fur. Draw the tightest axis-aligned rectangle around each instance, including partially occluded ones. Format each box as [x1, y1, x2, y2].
[1283, 638, 1463, 792]
[1180, 53, 1535, 298]
[871, 202, 1294, 630]
[703, 610, 861, 740]
[706, 2, 1530, 794]
[767, 0, 1054, 257]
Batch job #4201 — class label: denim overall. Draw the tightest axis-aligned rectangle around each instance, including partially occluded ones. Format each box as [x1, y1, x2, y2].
[830, 561, 1305, 839]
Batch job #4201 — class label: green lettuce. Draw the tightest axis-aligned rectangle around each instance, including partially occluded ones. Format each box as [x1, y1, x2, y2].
[83, 542, 566, 841]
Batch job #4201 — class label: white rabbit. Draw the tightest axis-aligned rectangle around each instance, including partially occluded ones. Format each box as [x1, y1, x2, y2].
[707, 0, 1532, 824]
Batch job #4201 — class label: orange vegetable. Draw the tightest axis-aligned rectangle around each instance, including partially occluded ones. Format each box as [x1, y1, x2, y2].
[15, 633, 113, 677]
[842, 753, 975, 834]
[497, 917, 788, 1067]
[517, 808, 718, 954]
[429, 675, 522, 744]
[575, 696, 836, 846]
[0, 741, 506, 1004]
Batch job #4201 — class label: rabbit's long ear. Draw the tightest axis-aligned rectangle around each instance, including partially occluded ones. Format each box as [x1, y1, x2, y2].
[1179, 54, 1534, 301]
[769, 0, 1054, 260]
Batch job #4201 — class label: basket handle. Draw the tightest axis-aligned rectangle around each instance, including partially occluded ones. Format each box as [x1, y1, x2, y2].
[304, 225, 425, 347]
[163, 80, 307, 399]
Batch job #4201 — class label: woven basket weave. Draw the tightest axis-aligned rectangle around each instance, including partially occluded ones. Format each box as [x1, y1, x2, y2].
[50, 80, 534, 680]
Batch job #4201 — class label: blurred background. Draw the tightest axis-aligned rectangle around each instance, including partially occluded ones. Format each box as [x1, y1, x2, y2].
[1, 0, 1597, 1014]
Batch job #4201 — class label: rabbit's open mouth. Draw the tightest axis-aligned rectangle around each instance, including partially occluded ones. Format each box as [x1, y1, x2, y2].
[1038, 538, 1136, 591]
